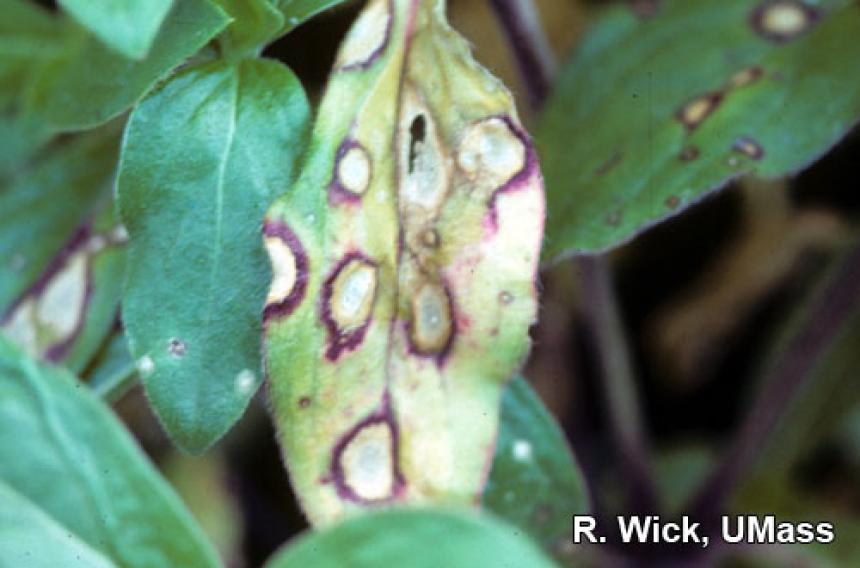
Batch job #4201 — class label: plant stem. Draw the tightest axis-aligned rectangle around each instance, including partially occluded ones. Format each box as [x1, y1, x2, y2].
[687, 238, 860, 523]
[487, 0, 557, 110]
[92, 362, 138, 403]
[488, 0, 657, 512]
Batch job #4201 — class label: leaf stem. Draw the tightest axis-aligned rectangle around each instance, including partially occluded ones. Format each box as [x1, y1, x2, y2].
[91, 362, 138, 403]
[487, 0, 557, 110]
[687, 237, 860, 523]
[488, 0, 657, 513]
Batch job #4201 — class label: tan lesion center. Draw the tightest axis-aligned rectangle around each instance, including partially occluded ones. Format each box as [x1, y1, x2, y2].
[409, 282, 453, 355]
[265, 236, 298, 305]
[456, 117, 526, 190]
[338, 145, 372, 195]
[331, 259, 378, 331]
[335, 0, 391, 70]
[339, 422, 395, 501]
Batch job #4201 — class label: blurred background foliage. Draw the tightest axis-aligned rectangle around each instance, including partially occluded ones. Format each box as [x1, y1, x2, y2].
[1, 0, 859, 567]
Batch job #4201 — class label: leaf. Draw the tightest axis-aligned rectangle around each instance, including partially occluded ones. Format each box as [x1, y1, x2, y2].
[484, 377, 589, 563]
[118, 58, 310, 453]
[57, 0, 174, 59]
[263, 508, 559, 568]
[0, 0, 61, 174]
[0, 480, 117, 568]
[539, 0, 860, 258]
[86, 332, 137, 401]
[744, 243, 860, 479]
[0, 337, 222, 568]
[212, 0, 285, 56]
[274, 0, 348, 35]
[0, 127, 118, 314]
[25, 0, 230, 131]
[2, 197, 127, 374]
[263, 0, 544, 525]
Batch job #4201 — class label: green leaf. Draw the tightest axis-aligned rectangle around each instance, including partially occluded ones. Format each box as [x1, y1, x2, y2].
[539, 0, 860, 258]
[484, 377, 589, 563]
[264, 508, 559, 568]
[0, 1, 61, 172]
[212, 0, 284, 56]
[57, 0, 174, 59]
[86, 332, 138, 402]
[25, 0, 230, 131]
[0, 480, 117, 568]
[0, 337, 222, 568]
[274, 0, 348, 35]
[117, 58, 310, 453]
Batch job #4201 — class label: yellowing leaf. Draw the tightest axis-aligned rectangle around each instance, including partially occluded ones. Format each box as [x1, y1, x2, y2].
[264, 0, 544, 525]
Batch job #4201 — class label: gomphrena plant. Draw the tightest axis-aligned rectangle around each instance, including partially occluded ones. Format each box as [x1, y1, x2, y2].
[1, 0, 859, 567]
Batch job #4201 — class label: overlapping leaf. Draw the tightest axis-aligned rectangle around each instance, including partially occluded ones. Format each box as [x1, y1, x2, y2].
[484, 377, 589, 564]
[0, 481, 116, 568]
[539, 0, 860, 258]
[117, 58, 310, 452]
[264, 508, 559, 568]
[0, 337, 222, 568]
[57, 0, 174, 59]
[25, 0, 230, 131]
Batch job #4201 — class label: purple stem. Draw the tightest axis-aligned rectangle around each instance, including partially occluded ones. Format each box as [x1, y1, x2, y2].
[687, 240, 860, 525]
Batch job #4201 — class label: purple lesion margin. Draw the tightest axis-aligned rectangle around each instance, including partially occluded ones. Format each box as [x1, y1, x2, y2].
[328, 392, 406, 505]
[404, 277, 458, 368]
[328, 138, 371, 206]
[262, 220, 310, 323]
[483, 114, 542, 232]
[2, 224, 94, 363]
[320, 251, 379, 361]
[338, 0, 395, 72]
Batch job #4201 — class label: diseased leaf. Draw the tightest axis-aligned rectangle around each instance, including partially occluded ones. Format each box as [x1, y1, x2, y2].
[2, 197, 127, 373]
[0, 337, 222, 568]
[264, 0, 544, 525]
[539, 0, 860, 258]
[0, 480, 117, 568]
[118, 59, 310, 452]
[0, 128, 118, 314]
[263, 508, 559, 568]
[57, 0, 174, 59]
[484, 377, 589, 563]
[25, 0, 230, 131]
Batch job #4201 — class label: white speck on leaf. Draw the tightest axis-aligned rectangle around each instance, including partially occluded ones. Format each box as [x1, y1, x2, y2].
[137, 356, 155, 376]
[235, 369, 256, 396]
[512, 439, 532, 462]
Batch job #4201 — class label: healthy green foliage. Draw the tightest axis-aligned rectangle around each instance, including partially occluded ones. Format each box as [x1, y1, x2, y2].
[275, 0, 349, 35]
[0, 481, 117, 568]
[484, 377, 589, 562]
[25, 0, 230, 131]
[57, 0, 174, 60]
[118, 58, 310, 453]
[213, 0, 285, 56]
[539, 0, 860, 258]
[264, 0, 543, 525]
[0, 337, 222, 568]
[264, 508, 559, 568]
